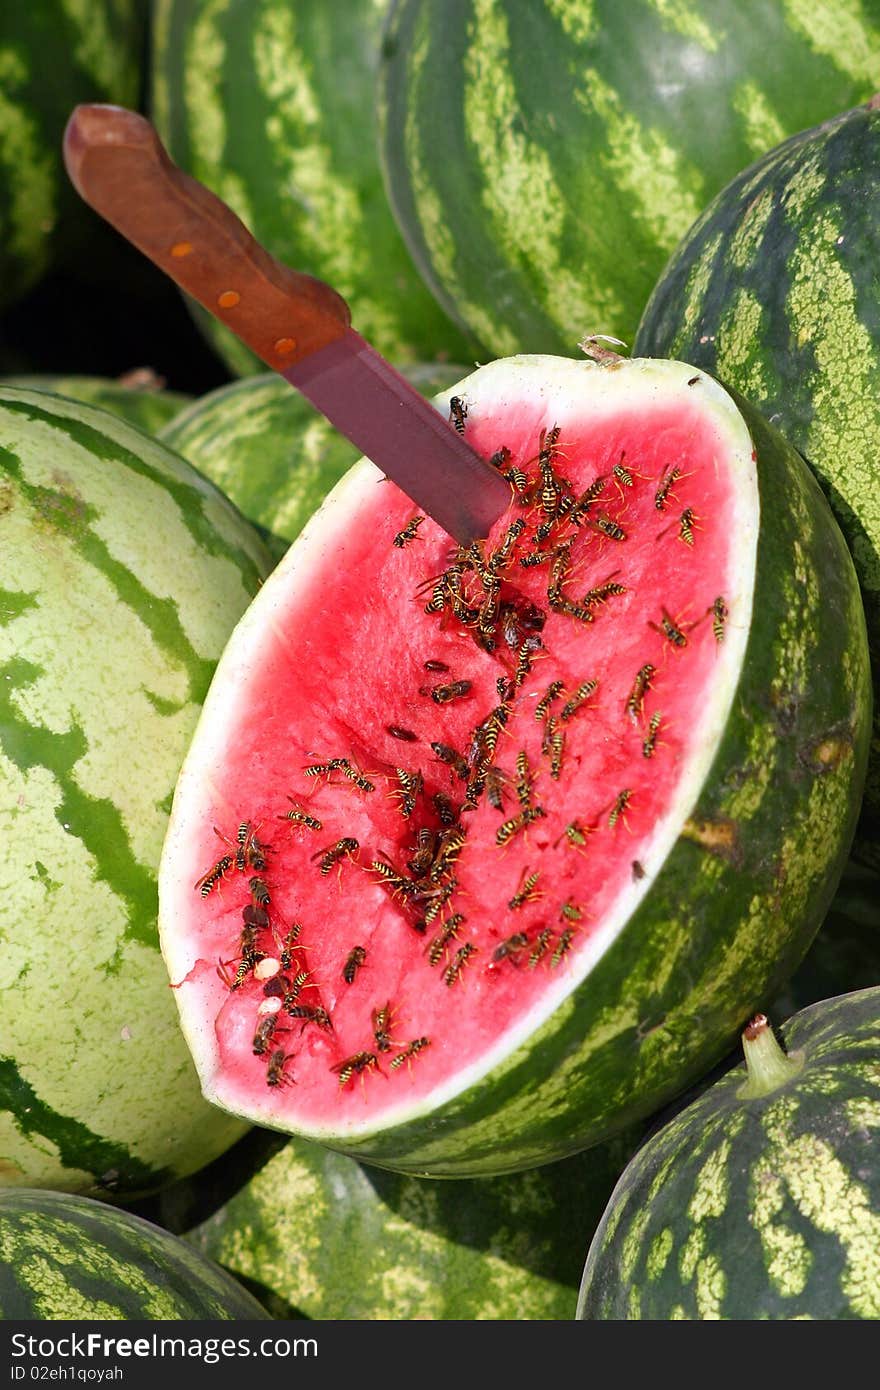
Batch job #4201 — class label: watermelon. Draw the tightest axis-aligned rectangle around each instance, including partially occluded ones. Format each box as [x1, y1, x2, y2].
[0, 387, 274, 1197]
[633, 97, 880, 868]
[378, 0, 880, 357]
[770, 861, 880, 1021]
[157, 352, 870, 1178]
[0, 1189, 269, 1319]
[150, 0, 474, 377]
[159, 363, 467, 550]
[0, 373, 192, 435]
[578, 989, 880, 1319]
[152, 1125, 640, 1320]
[0, 1, 144, 310]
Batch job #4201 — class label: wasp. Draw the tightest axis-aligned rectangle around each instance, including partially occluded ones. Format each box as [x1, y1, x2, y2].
[425, 679, 473, 705]
[342, 945, 367, 984]
[626, 663, 655, 724]
[392, 766, 423, 819]
[194, 854, 233, 898]
[506, 464, 530, 496]
[560, 679, 598, 722]
[212, 820, 270, 873]
[508, 868, 540, 911]
[339, 762, 376, 793]
[431, 741, 470, 780]
[420, 877, 458, 927]
[249, 876, 270, 907]
[496, 805, 545, 846]
[393, 514, 425, 548]
[554, 819, 592, 851]
[407, 827, 438, 879]
[303, 756, 351, 780]
[312, 837, 359, 876]
[427, 912, 465, 966]
[332, 1050, 379, 1088]
[568, 474, 608, 526]
[534, 680, 564, 722]
[551, 927, 577, 967]
[275, 923, 303, 971]
[549, 728, 566, 781]
[678, 507, 698, 547]
[649, 606, 689, 649]
[442, 941, 478, 986]
[515, 750, 534, 810]
[583, 572, 627, 609]
[386, 724, 418, 743]
[560, 900, 583, 923]
[485, 764, 513, 811]
[613, 453, 634, 495]
[281, 970, 316, 1008]
[286, 1003, 333, 1032]
[547, 542, 573, 608]
[369, 858, 421, 901]
[278, 798, 322, 832]
[490, 931, 529, 966]
[541, 714, 558, 758]
[528, 927, 554, 969]
[590, 512, 626, 542]
[432, 790, 458, 826]
[512, 640, 535, 690]
[242, 901, 270, 929]
[367, 1002, 395, 1054]
[642, 711, 663, 759]
[558, 598, 595, 625]
[709, 596, 729, 642]
[449, 396, 468, 434]
[490, 517, 526, 572]
[654, 465, 682, 512]
[431, 827, 465, 875]
[608, 789, 633, 829]
[265, 1049, 297, 1087]
[252, 1014, 282, 1057]
[490, 445, 511, 470]
[389, 1037, 431, 1071]
[519, 549, 551, 569]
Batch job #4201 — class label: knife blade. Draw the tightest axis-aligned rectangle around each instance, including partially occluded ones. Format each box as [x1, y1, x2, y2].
[62, 103, 512, 545]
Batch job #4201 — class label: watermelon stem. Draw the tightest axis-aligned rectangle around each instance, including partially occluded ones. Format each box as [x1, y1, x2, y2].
[737, 1014, 804, 1099]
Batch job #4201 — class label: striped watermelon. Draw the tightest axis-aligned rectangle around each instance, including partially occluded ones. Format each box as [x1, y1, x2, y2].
[0, 1, 144, 310]
[0, 373, 192, 435]
[150, 0, 474, 377]
[771, 861, 880, 1021]
[158, 353, 870, 1177]
[0, 387, 274, 1198]
[0, 1189, 269, 1319]
[154, 1126, 640, 1320]
[379, 0, 880, 356]
[578, 990, 880, 1319]
[634, 97, 880, 867]
[159, 363, 468, 551]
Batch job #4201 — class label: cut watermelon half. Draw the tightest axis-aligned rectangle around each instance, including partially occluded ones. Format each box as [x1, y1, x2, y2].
[158, 355, 869, 1177]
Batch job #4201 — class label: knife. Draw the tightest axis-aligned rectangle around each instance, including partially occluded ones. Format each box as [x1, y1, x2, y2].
[62, 103, 512, 546]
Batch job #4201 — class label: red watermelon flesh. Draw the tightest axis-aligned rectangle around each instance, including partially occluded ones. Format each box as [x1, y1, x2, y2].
[160, 355, 751, 1143]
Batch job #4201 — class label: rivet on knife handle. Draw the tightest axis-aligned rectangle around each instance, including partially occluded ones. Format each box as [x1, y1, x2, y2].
[63, 103, 351, 368]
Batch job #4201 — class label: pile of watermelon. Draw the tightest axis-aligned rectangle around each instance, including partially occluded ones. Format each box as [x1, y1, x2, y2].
[2, 0, 880, 1324]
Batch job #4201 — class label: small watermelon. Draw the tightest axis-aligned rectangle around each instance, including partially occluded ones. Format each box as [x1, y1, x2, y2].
[633, 97, 880, 866]
[159, 364, 468, 549]
[0, 387, 273, 1197]
[150, 0, 473, 376]
[379, 0, 880, 356]
[0, 373, 192, 435]
[578, 990, 880, 1319]
[158, 353, 870, 1177]
[154, 1125, 640, 1320]
[0, 1, 144, 309]
[0, 1189, 269, 1319]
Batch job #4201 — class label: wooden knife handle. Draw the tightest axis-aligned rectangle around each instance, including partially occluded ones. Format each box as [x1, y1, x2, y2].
[63, 104, 351, 369]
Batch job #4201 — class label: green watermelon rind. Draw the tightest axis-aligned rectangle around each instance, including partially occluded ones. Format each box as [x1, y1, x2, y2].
[0, 387, 274, 1197]
[0, 1189, 270, 1320]
[160, 354, 871, 1177]
[632, 98, 880, 868]
[577, 986, 880, 1320]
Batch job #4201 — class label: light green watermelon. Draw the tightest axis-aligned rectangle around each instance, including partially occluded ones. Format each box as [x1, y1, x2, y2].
[0, 373, 192, 435]
[379, 0, 880, 355]
[0, 1189, 270, 1319]
[150, 0, 474, 376]
[0, 387, 274, 1198]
